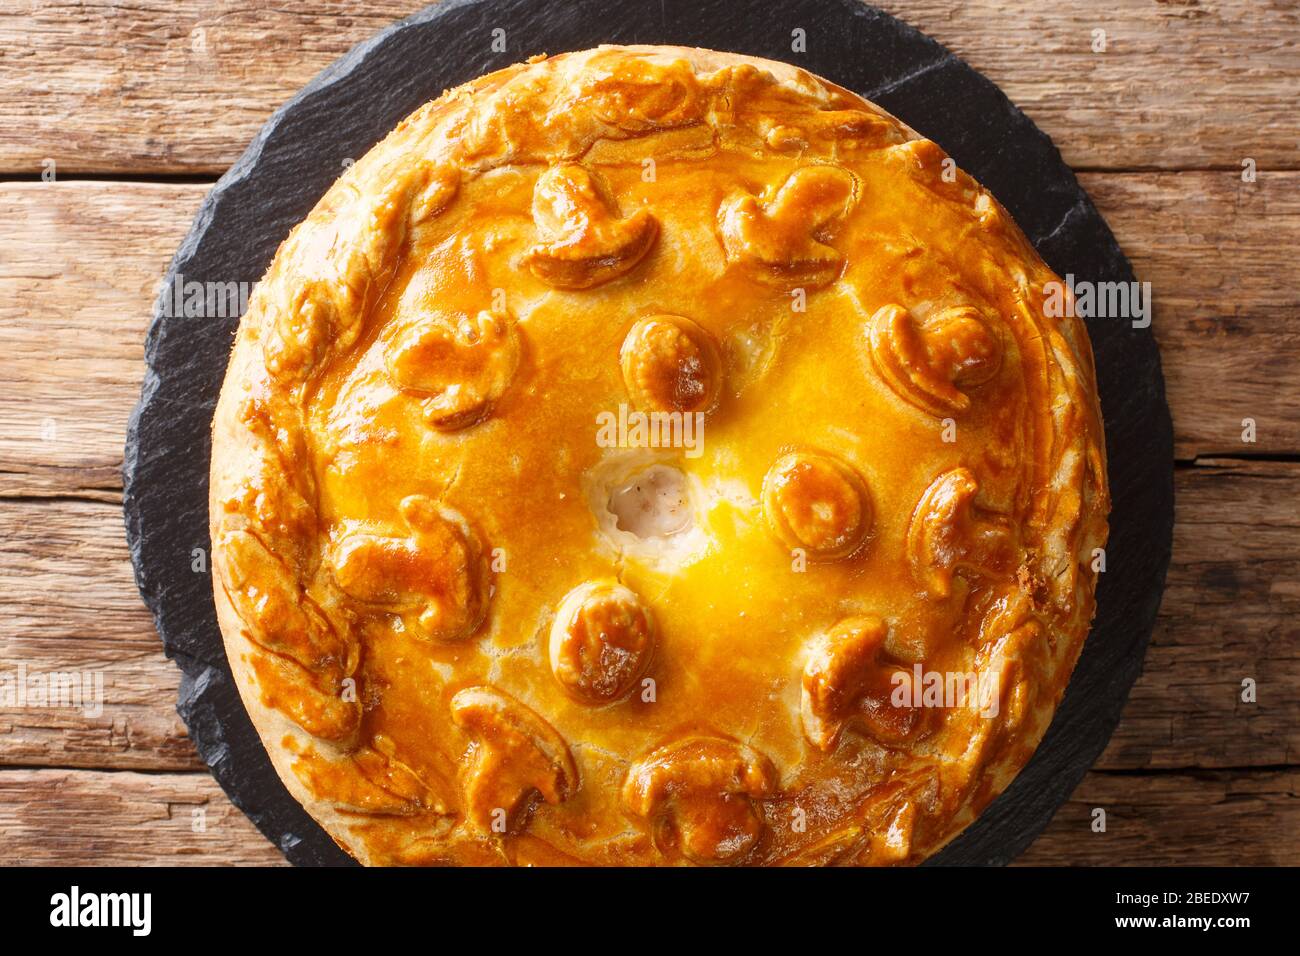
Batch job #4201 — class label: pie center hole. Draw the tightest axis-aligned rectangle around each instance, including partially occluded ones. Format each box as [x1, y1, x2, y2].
[607, 464, 693, 539]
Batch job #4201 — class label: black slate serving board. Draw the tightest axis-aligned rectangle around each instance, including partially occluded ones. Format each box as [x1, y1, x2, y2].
[123, 0, 1173, 867]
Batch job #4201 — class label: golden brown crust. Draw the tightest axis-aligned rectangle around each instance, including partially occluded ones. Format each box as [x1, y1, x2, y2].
[209, 44, 1108, 866]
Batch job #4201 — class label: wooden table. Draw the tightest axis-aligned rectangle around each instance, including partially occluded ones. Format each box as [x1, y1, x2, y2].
[1, 0, 1296, 866]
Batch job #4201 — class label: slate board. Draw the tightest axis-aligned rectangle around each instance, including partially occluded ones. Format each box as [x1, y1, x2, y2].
[123, 0, 1174, 867]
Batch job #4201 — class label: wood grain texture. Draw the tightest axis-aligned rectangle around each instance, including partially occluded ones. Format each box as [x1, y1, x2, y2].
[0, 765, 1291, 865]
[1019, 769, 1300, 866]
[0, 0, 1296, 175]
[0, 182, 204, 496]
[0, 769, 285, 865]
[0, 3, 1294, 864]
[1095, 459, 1300, 772]
[0, 498, 200, 771]
[1083, 172, 1300, 459]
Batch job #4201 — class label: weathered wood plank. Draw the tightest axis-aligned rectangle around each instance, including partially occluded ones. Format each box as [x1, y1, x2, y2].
[0, 498, 201, 770]
[2, 765, 1289, 865]
[1019, 768, 1300, 866]
[0, 0, 424, 176]
[0, 1, 1295, 175]
[890, 0, 1300, 173]
[0, 182, 205, 496]
[0, 172, 1296, 503]
[1079, 172, 1300, 460]
[2, 460, 1296, 771]
[1094, 458, 1300, 772]
[0, 769, 285, 865]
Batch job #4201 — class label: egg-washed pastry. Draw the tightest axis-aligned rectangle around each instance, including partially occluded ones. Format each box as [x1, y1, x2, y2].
[209, 45, 1109, 866]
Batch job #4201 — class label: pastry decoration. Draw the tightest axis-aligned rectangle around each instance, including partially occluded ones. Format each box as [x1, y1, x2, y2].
[623, 735, 777, 865]
[549, 580, 656, 704]
[524, 163, 658, 289]
[620, 314, 721, 414]
[719, 165, 857, 288]
[762, 451, 872, 560]
[450, 686, 578, 832]
[385, 309, 521, 430]
[801, 616, 926, 751]
[209, 46, 1108, 866]
[868, 303, 1002, 416]
[329, 495, 489, 643]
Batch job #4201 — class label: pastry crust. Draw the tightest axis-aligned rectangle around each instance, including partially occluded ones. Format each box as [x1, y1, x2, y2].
[209, 45, 1109, 866]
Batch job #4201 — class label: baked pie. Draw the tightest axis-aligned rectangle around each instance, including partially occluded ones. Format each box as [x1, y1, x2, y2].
[209, 45, 1109, 865]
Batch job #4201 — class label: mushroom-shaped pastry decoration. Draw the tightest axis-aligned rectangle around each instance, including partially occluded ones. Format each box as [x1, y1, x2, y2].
[523, 163, 658, 290]
[549, 580, 656, 704]
[623, 735, 777, 865]
[719, 165, 857, 288]
[449, 686, 579, 833]
[867, 303, 1002, 417]
[620, 313, 721, 414]
[801, 616, 925, 751]
[762, 450, 872, 560]
[385, 309, 521, 431]
[905, 467, 1014, 600]
[328, 494, 490, 642]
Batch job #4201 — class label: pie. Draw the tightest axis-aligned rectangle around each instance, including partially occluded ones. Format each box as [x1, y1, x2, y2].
[208, 45, 1109, 866]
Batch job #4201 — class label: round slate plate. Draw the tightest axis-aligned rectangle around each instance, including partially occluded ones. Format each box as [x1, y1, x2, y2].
[124, 0, 1173, 867]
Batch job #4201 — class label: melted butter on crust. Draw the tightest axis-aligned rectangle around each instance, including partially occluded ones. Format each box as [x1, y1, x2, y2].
[209, 45, 1109, 866]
